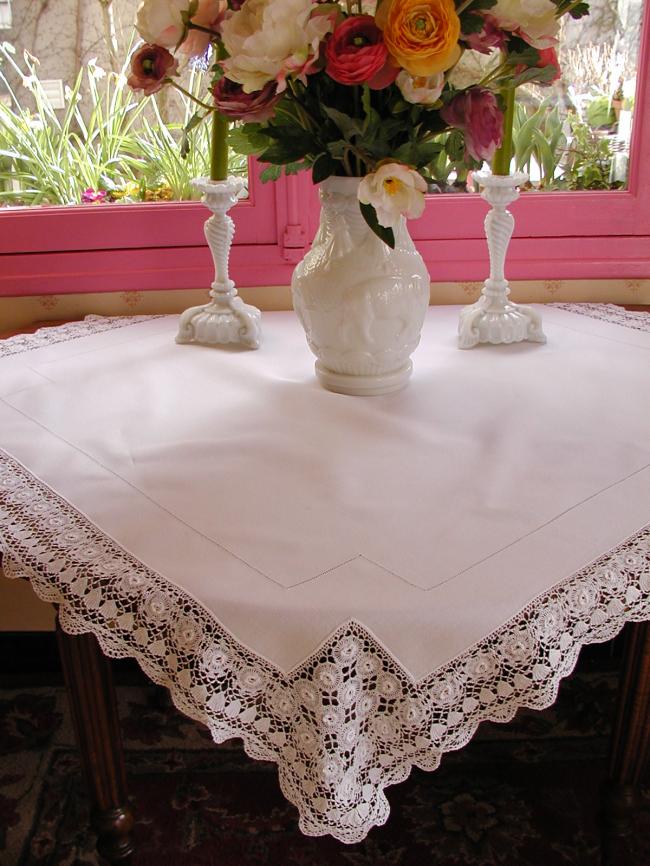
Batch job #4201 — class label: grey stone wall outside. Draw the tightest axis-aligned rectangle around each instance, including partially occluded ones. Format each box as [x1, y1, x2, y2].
[1, 0, 644, 99]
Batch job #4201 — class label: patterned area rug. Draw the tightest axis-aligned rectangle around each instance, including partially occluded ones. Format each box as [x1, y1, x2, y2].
[1, 659, 649, 866]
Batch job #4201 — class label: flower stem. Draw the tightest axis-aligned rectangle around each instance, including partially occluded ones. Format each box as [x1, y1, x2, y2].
[343, 143, 370, 175]
[477, 59, 508, 88]
[186, 22, 221, 35]
[492, 83, 515, 175]
[168, 80, 214, 112]
[455, 0, 475, 15]
[287, 79, 319, 132]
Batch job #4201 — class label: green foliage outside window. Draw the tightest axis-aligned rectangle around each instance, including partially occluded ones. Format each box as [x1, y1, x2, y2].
[0, 44, 246, 206]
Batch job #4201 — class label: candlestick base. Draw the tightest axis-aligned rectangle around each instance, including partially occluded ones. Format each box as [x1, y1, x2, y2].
[458, 170, 546, 350]
[176, 177, 262, 350]
[458, 293, 546, 349]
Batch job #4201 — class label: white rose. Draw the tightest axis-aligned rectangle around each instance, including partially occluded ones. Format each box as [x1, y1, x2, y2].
[135, 0, 189, 47]
[221, 0, 335, 93]
[358, 163, 427, 229]
[396, 71, 445, 105]
[490, 0, 559, 48]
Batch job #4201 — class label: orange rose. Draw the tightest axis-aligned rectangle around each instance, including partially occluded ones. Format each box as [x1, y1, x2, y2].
[376, 0, 461, 77]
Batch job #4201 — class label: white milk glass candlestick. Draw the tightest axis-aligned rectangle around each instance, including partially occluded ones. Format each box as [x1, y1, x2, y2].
[176, 176, 262, 349]
[458, 169, 546, 350]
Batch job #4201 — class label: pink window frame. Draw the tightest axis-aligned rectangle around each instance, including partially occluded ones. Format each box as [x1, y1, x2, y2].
[1, 8, 649, 299]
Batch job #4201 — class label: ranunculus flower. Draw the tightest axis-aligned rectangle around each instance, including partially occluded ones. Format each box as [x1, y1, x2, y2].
[516, 45, 561, 82]
[179, 0, 227, 58]
[396, 70, 444, 104]
[212, 77, 281, 121]
[325, 15, 398, 89]
[221, 0, 336, 94]
[135, 0, 189, 47]
[376, 0, 461, 77]
[127, 43, 179, 95]
[441, 88, 503, 163]
[490, 0, 559, 48]
[358, 163, 427, 228]
[462, 13, 507, 54]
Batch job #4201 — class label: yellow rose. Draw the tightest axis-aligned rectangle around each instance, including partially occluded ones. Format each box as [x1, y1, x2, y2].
[376, 0, 461, 77]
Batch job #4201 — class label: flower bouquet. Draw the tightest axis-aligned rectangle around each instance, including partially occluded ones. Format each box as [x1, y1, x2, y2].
[130, 0, 587, 244]
[128, 0, 588, 375]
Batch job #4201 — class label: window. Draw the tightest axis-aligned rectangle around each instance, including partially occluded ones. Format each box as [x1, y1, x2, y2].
[0, 0, 649, 298]
[0, 0, 11, 30]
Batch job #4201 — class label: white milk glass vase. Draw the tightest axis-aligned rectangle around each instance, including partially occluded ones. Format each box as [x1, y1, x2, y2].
[291, 176, 430, 396]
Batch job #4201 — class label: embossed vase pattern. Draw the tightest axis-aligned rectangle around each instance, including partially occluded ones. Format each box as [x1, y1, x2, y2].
[291, 177, 431, 396]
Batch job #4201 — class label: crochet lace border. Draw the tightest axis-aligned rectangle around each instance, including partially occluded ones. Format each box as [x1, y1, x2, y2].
[1, 452, 648, 842]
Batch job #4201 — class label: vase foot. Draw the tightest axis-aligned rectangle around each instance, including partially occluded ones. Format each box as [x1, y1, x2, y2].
[458, 299, 546, 349]
[315, 361, 412, 396]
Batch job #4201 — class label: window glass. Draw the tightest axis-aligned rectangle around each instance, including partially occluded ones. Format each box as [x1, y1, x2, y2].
[0, 0, 246, 207]
[427, 0, 644, 192]
[0, 0, 645, 207]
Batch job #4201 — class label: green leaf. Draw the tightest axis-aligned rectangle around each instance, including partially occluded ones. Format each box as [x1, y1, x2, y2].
[179, 110, 208, 159]
[460, 12, 487, 34]
[260, 135, 314, 164]
[259, 164, 283, 182]
[359, 201, 395, 249]
[185, 110, 205, 134]
[531, 127, 555, 179]
[445, 129, 466, 162]
[569, 2, 589, 17]
[509, 64, 557, 88]
[361, 85, 382, 137]
[394, 140, 443, 168]
[326, 139, 347, 159]
[321, 105, 363, 140]
[312, 152, 336, 184]
[284, 160, 308, 176]
[390, 99, 411, 115]
[506, 46, 540, 67]
[228, 123, 270, 156]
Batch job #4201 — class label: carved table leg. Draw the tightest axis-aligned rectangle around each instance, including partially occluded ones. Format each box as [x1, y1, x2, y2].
[602, 622, 650, 866]
[56, 616, 135, 864]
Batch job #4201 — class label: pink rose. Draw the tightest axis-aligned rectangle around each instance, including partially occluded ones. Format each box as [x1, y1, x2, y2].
[179, 0, 227, 58]
[462, 14, 507, 55]
[212, 77, 282, 122]
[515, 46, 561, 83]
[127, 43, 179, 95]
[441, 88, 504, 163]
[325, 15, 398, 89]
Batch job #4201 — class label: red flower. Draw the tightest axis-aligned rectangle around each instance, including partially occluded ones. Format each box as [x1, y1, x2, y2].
[127, 43, 178, 96]
[325, 15, 398, 89]
[441, 88, 504, 163]
[212, 78, 282, 123]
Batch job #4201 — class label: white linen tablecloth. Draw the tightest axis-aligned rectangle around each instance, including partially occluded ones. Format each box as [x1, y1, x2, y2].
[1, 303, 649, 842]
